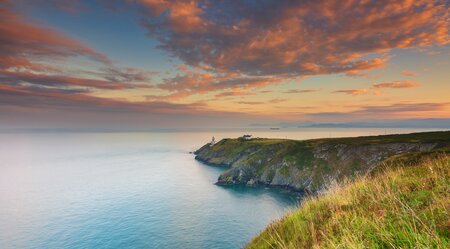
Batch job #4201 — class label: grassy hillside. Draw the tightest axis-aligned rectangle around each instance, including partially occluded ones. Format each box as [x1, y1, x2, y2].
[246, 154, 450, 248]
[308, 130, 450, 145]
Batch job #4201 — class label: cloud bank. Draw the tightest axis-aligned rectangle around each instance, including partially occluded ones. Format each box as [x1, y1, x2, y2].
[137, 0, 448, 79]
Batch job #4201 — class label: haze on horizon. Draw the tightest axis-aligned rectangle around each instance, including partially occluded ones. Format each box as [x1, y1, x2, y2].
[0, 0, 449, 129]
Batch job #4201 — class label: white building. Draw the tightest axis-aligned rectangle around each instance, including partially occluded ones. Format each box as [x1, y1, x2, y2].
[242, 134, 252, 140]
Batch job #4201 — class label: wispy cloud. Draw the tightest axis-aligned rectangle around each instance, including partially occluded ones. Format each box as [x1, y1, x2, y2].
[283, 89, 319, 94]
[236, 101, 263, 105]
[306, 102, 450, 121]
[0, 70, 152, 90]
[333, 80, 419, 97]
[0, 3, 110, 69]
[0, 83, 203, 114]
[333, 89, 369, 96]
[214, 91, 254, 98]
[0, 2, 155, 92]
[401, 70, 416, 76]
[268, 98, 287, 104]
[372, 80, 419, 89]
[156, 66, 285, 99]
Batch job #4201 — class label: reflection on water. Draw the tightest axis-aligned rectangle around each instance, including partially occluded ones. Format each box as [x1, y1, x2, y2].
[0, 128, 436, 248]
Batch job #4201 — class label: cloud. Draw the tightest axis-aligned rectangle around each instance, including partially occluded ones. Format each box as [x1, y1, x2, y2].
[331, 80, 419, 97]
[306, 102, 450, 121]
[101, 67, 156, 83]
[0, 70, 152, 90]
[236, 101, 263, 105]
[235, 98, 286, 105]
[0, 2, 156, 96]
[284, 89, 319, 94]
[136, 0, 448, 78]
[268, 98, 287, 104]
[0, 82, 205, 114]
[214, 90, 254, 98]
[372, 80, 419, 89]
[360, 103, 449, 113]
[155, 66, 284, 99]
[333, 89, 369, 96]
[0, 3, 111, 70]
[401, 70, 416, 76]
[0, 81, 277, 129]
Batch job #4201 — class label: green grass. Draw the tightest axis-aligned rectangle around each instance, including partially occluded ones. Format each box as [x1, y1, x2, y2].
[204, 131, 450, 165]
[309, 130, 450, 146]
[246, 154, 450, 249]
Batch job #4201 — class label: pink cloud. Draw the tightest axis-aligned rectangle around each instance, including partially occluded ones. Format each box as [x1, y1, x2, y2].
[401, 70, 416, 76]
[0, 4, 111, 69]
[0, 2, 156, 94]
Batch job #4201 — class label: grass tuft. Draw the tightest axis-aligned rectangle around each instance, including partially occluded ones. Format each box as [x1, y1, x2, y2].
[247, 154, 450, 249]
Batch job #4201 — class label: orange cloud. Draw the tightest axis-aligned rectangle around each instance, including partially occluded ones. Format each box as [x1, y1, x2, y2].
[236, 101, 263, 105]
[372, 80, 419, 89]
[268, 98, 287, 104]
[156, 66, 285, 99]
[0, 4, 111, 70]
[137, 0, 206, 33]
[137, 0, 448, 78]
[284, 89, 319, 94]
[401, 70, 416, 76]
[334, 89, 369, 96]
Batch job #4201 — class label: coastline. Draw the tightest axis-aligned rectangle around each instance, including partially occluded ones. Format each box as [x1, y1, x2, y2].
[194, 131, 450, 193]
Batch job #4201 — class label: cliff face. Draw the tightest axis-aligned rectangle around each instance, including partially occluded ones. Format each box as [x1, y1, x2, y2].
[194, 131, 450, 192]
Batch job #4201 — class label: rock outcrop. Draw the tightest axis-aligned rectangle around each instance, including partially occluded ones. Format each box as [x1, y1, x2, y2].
[194, 131, 450, 192]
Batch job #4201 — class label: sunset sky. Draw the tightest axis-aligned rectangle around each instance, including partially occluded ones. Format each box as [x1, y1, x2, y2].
[0, 0, 449, 129]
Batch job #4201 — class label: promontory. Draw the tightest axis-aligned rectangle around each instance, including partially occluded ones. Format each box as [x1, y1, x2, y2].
[194, 131, 450, 193]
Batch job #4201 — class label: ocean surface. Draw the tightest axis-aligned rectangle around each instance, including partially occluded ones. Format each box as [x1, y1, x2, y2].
[0, 128, 438, 249]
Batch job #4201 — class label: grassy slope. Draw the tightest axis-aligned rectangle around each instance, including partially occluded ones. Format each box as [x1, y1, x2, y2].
[215, 131, 450, 147]
[201, 131, 450, 165]
[198, 131, 450, 190]
[246, 154, 450, 248]
[307, 130, 450, 145]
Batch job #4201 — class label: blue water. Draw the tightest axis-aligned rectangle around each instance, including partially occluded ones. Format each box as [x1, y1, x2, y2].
[0, 129, 435, 248]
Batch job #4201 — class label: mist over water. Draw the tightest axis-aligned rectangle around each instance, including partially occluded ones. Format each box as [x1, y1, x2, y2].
[0, 128, 438, 248]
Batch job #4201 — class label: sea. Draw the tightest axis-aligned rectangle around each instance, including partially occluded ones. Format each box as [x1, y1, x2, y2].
[0, 128, 439, 248]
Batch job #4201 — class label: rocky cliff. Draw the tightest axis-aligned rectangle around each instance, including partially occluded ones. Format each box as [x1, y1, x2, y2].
[194, 131, 450, 192]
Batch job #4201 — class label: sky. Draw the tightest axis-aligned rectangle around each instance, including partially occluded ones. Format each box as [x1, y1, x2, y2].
[0, 0, 449, 129]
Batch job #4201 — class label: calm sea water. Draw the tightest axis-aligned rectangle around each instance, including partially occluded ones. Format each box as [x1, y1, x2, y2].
[0, 128, 437, 249]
